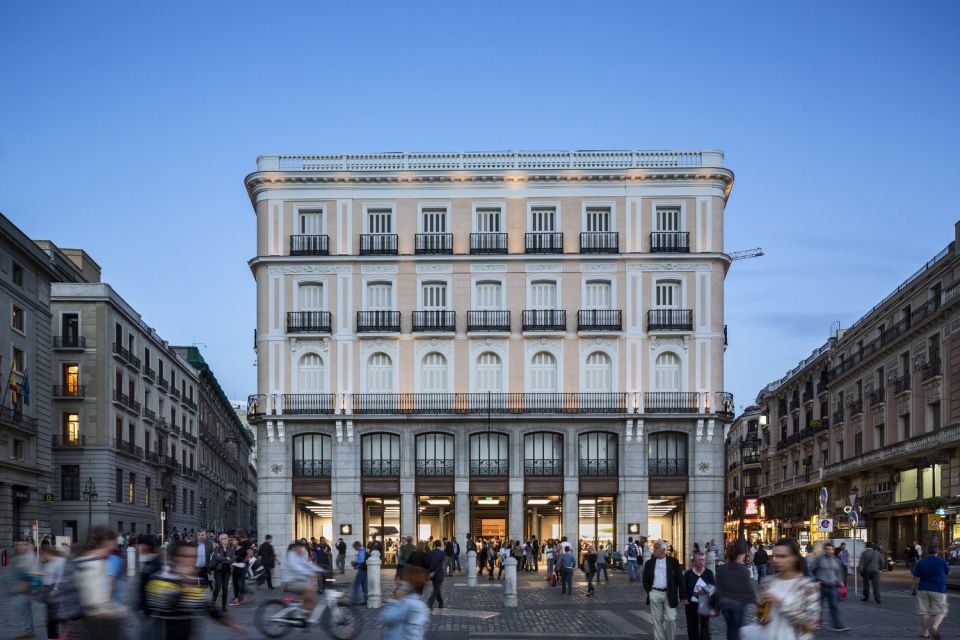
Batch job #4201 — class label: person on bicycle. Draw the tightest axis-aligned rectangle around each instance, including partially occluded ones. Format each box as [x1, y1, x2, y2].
[282, 541, 324, 617]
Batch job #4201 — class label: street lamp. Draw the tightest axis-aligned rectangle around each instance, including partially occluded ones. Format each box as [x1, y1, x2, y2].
[81, 478, 98, 534]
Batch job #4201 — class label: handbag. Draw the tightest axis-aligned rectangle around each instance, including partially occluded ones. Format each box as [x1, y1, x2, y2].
[697, 584, 721, 618]
[838, 581, 847, 600]
[549, 573, 558, 587]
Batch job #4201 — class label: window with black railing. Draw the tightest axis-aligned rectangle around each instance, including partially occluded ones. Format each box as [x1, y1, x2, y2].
[578, 431, 618, 476]
[921, 357, 942, 382]
[650, 231, 690, 253]
[357, 310, 401, 333]
[645, 392, 700, 414]
[647, 309, 693, 331]
[414, 233, 453, 255]
[470, 233, 508, 255]
[577, 309, 622, 331]
[290, 234, 329, 256]
[287, 311, 332, 334]
[579, 232, 619, 254]
[470, 432, 509, 476]
[359, 234, 398, 255]
[281, 393, 336, 414]
[412, 310, 456, 332]
[53, 335, 86, 349]
[361, 433, 400, 476]
[525, 232, 563, 254]
[522, 309, 566, 331]
[894, 373, 912, 395]
[524, 432, 563, 476]
[467, 310, 511, 332]
[416, 433, 455, 476]
[648, 431, 688, 476]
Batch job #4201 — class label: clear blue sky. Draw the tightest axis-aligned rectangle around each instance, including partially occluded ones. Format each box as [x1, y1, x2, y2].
[2, 2, 958, 411]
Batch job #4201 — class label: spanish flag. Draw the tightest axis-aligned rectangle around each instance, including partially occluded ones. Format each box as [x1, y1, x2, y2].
[7, 361, 18, 405]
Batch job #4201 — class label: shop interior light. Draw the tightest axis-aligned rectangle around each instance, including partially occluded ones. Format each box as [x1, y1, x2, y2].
[578, 498, 596, 504]
[311, 499, 332, 505]
[477, 499, 500, 505]
[427, 498, 451, 506]
[648, 499, 669, 505]
[527, 498, 551, 505]
[384, 499, 400, 505]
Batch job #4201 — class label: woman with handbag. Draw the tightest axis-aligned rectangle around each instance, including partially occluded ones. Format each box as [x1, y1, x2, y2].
[210, 534, 235, 612]
[741, 539, 821, 640]
[582, 546, 598, 596]
[683, 552, 716, 640]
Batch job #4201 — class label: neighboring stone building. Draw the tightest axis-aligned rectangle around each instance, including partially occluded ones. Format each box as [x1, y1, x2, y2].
[246, 150, 735, 560]
[0, 213, 58, 548]
[723, 405, 764, 543]
[756, 221, 960, 555]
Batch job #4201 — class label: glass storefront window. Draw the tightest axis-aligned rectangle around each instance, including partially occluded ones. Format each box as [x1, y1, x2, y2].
[525, 495, 562, 541]
[471, 495, 508, 538]
[295, 495, 332, 541]
[364, 497, 401, 564]
[470, 433, 509, 476]
[416, 495, 455, 541]
[578, 496, 615, 551]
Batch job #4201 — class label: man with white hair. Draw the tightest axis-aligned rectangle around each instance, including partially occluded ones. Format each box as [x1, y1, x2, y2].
[642, 540, 687, 640]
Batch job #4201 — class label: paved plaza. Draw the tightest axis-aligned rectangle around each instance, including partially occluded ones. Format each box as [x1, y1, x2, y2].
[8, 566, 960, 639]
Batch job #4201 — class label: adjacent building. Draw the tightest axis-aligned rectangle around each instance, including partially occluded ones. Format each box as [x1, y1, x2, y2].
[723, 405, 764, 543]
[755, 221, 960, 555]
[246, 150, 735, 559]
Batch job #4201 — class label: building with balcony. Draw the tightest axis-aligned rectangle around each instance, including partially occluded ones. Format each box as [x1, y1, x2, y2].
[724, 406, 765, 543]
[246, 149, 735, 560]
[755, 221, 960, 556]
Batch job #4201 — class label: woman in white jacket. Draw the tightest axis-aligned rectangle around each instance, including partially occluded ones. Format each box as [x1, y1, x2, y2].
[74, 526, 127, 639]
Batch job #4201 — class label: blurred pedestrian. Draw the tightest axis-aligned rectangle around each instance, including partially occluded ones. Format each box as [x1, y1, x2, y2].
[75, 526, 128, 639]
[427, 539, 446, 610]
[381, 566, 429, 640]
[583, 545, 598, 596]
[753, 543, 769, 584]
[683, 551, 715, 640]
[10, 539, 40, 640]
[740, 539, 819, 640]
[137, 533, 164, 640]
[716, 541, 753, 639]
[351, 541, 369, 606]
[40, 542, 66, 640]
[807, 542, 849, 631]
[858, 542, 882, 604]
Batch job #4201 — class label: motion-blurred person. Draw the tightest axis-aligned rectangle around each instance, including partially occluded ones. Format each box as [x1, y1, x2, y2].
[75, 525, 128, 639]
[211, 533, 235, 611]
[716, 541, 754, 639]
[427, 539, 446, 610]
[40, 541, 66, 640]
[282, 540, 324, 618]
[740, 539, 819, 640]
[11, 539, 41, 639]
[381, 565, 430, 640]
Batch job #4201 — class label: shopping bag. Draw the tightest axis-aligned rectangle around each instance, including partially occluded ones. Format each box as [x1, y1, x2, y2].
[696, 584, 721, 618]
[549, 573, 558, 587]
[838, 581, 847, 600]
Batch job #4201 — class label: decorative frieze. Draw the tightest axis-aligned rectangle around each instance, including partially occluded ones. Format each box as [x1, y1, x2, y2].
[416, 263, 453, 274]
[627, 263, 713, 272]
[525, 263, 562, 273]
[361, 264, 398, 274]
[470, 264, 507, 273]
[267, 265, 353, 275]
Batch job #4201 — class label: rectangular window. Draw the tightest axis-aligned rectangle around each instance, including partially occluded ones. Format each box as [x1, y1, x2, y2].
[143, 347, 150, 370]
[421, 282, 447, 310]
[530, 206, 556, 232]
[116, 468, 123, 502]
[183, 488, 187, 514]
[171, 486, 176, 512]
[475, 207, 501, 232]
[421, 207, 447, 233]
[145, 477, 151, 507]
[655, 207, 681, 232]
[475, 282, 502, 310]
[62, 465, 80, 500]
[655, 281, 680, 308]
[299, 210, 324, 234]
[836, 439, 844, 461]
[367, 207, 393, 234]
[585, 206, 611, 232]
[366, 283, 393, 311]
[299, 284, 324, 311]
[128, 473, 135, 504]
[584, 281, 612, 310]
[62, 313, 79, 343]
[63, 413, 80, 445]
[63, 363, 79, 395]
[12, 305, 24, 333]
[12, 439, 24, 460]
[12, 347, 24, 372]
[190, 490, 195, 516]
[875, 422, 885, 449]
[530, 281, 557, 310]
[12, 263, 23, 287]
[899, 412, 911, 440]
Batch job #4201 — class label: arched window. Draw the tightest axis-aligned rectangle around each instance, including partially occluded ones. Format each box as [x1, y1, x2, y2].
[648, 431, 688, 476]
[584, 351, 612, 393]
[530, 351, 558, 393]
[298, 353, 324, 393]
[416, 433, 455, 476]
[524, 432, 563, 476]
[367, 353, 393, 393]
[421, 352, 448, 393]
[470, 432, 509, 476]
[578, 432, 618, 476]
[361, 433, 400, 476]
[292, 434, 332, 477]
[475, 352, 503, 393]
[655, 352, 681, 392]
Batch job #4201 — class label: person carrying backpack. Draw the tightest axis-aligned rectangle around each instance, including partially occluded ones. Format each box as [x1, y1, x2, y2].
[626, 536, 641, 581]
[559, 545, 577, 594]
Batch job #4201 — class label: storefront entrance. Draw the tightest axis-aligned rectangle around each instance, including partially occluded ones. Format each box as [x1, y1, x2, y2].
[416, 495, 455, 542]
[471, 495, 508, 539]
[525, 495, 562, 541]
[648, 496, 685, 560]
[294, 495, 332, 541]
[578, 496, 615, 551]
[363, 496, 400, 565]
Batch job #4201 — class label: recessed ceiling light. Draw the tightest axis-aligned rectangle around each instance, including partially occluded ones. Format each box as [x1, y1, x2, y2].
[527, 499, 551, 505]
[579, 499, 596, 504]
[427, 499, 451, 506]
[477, 499, 500, 505]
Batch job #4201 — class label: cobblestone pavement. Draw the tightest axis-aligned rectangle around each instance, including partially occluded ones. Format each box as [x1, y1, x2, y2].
[8, 567, 960, 639]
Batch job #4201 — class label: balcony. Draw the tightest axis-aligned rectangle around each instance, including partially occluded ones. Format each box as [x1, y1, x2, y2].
[281, 394, 336, 415]
[182, 397, 197, 412]
[522, 309, 566, 332]
[412, 310, 456, 333]
[52, 434, 85, 448]
[849, 398, 864, 416]
[52, 384, 86, 399]
[470, 459, 509, 476]
[524, 459, 563, 476]
[869, 387, 885, 406]
[144, 450, 161, 464]
[414, 233, 453, 255]
[53, 335, 86, 350]
[182, 432, 198, 445]
[579, 232, 619, 254]
[802, 389, 814, 404]
[169, 387, 181, 402]
[156, 418, 170, 433]
[894, 373, 912, 395]
[525, 232, 563, 254]
[470, 233, 508, 255]
[743, 485, 761, 497]
[647, 309, 693, 332]
[112, 343, 141, 370]
[112, 390, 140, 414]
[578, 459, 618, 477]
[467, 310, 510, 333]
[650, 231, 690, 253]
[921, 357, 942, 382]
[157, 377, 169, 393]
[357, 310, 401, 333]
[789, 398, 800, 412]
[293, 459, 332, 477]
[648, 458, 687, 476]
[833, 408, 845, 424]
[817, 380, 829, 396]
[645, 392, 700, 414]
[351, 392, 629, 415]
[115, 438, 141, 459]
[578, 309, 622, 332]
[742, 453, 762, 466]
[142, 365, 156, 382]
[287, 311, 332, 334]
[361, 460, 400, 477]
[777, 400, 788, 416]
[359, 234, 398, 256]
[290, 234, 329, 256]
[163, 456, 181, 472]
[415, 459, 455, 476]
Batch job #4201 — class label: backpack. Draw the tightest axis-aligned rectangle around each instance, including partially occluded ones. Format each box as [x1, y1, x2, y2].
[627, 544, 639, 558]
[49, 558, 84, 622]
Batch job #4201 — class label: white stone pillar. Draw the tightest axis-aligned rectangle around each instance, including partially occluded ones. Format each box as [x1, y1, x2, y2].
[467, 550, 477, 587]
[455, 486, 470, 544]
[509, 489, 524, 541]
[366, 550, 382, 608]
[503, 556, 518, 607]
[332, 435, 361, 554]
[257, 422, 294, 545]
[562, 486, 578, 547]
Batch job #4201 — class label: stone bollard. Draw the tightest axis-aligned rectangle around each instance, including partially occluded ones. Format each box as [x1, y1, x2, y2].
[503, 556, 518, 608]
[467, 550, 477, 587]
[367, 550, 382, 609]
[126, 546, 137, 577]
[705, 550, 716, 575]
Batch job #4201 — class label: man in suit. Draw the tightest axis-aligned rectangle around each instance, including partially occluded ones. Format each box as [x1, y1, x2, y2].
[427, 539, 447, 610]
[642, 540, 687, 640]
[258, 534, 277, 590]
[196, 529, 215, 588]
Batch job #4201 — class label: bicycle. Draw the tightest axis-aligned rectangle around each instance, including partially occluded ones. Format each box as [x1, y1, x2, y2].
[254, 585, 361, 640]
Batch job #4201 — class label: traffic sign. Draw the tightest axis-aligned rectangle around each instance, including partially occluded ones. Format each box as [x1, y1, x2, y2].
[843, 506, 852, 514]
[849, 511, 859, 528]
[818, 518, 834, 533]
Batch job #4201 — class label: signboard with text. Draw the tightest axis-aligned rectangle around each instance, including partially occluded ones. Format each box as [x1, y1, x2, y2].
[745, 498, 759, 516]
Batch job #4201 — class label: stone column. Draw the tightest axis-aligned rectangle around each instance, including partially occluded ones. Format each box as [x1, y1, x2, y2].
[400, 429, 416, 541]
[332, 431, 362, 555]
[467, 550, 477, 586]
[256, 422, 294, 545]
[367, 550, 382, 608]
[455, 484, 470, 544]
[563, 426, 579, 543]
[620, 422, 649, 551]
[503, 556, 518, 607]
[688, 422, 725, 566]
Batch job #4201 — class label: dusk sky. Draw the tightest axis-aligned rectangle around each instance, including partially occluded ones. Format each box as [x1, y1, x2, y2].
[2, 2, 958, 411]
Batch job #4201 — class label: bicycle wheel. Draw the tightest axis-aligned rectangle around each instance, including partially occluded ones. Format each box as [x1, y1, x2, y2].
[254, 599, 296, 639]
[320, 601, 362, 640]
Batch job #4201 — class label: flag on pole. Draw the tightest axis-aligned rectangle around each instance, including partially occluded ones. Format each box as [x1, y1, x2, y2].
[7, 361, 18, 406]
[21, 369, 29, 406]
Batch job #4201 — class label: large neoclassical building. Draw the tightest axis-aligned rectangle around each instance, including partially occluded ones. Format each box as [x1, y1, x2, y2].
[245, 150, 734, 561]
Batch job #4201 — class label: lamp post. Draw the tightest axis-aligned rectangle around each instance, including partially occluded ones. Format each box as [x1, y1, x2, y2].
[225, 434, 242, 531]
[82, 478, 98, 534]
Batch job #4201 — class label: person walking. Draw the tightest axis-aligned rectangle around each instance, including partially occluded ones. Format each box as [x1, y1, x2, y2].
[257, 534, 277, 590]
[451, 538, 461, 574]
[683, 551, 716, 640]
[210, 534, 235, 612]
[716, 541, 754, 639]
[837, 542, 849, 585]
[559, 544, 577, 595]
[596, 543, 609, 583]
[443, 538, 455, 577]
[40, 542, 66, 640]
[381, 566, 430, 640]
[740, 539, 820, 640]
[136, 533, 165, 640]
[230, 531, 252, 605]
[583, 545, 598, 596]
[544, 540, 556, 581]
[859, 542, 883, 604]
[74, 526, 128, 639]
[753, 543, 769, 585]
[427, 540, 446, 610]
[911, 546, 950, 640]
[195, 530, 215, 590]
[336, 538, 347, 574]
[642, 540, 688, 640]
[351, 541, 369, 606]
[625, 536, 641, 581]
[807, 542, 849, 632]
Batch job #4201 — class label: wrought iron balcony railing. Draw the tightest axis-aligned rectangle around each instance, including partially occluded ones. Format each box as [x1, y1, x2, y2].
[142, 365, 156, 382]
[287, 311, 332, 334]
[52, 434, 85, 448]
[650, 231, 690, 253]
[53, 335, 86, 349]
[414, 233, 453, 255]
[290, 234, 329, 256]
[645, 392, 700, 414]
[112, 343, 141, 370]
[52, 385, 86, 399]
[293, 459, 332, 477]
[469, 233, 508, 255]
[281, 394, 336, 415]
[522, 309, 566, 332]
[648, 458, 687, 476]
[921, 357, 942, 382]
[470, 459, 509, 476]
[467, 310, 510, 333]
[525, 232, 563, 254]
[361, 460, 401, 477]
[647, 309, 694, 331]
[894, 373, 912, 395]
[416, 459, 455, 476]
[523, 458, 563, 476]
[579, 232, 619, 254]
[578, 459, 618, 477]
[849, 398, 864, 416]
[357, 310, 401, 333]
[577, 309, 622, 332]
[412, 310, 455, 332]
[359, 234, 398, 255]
